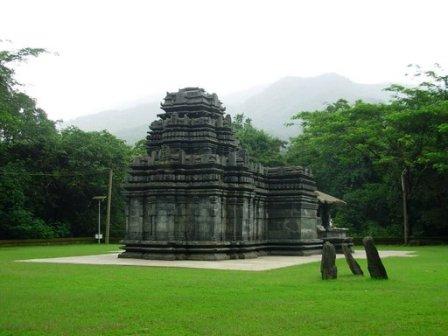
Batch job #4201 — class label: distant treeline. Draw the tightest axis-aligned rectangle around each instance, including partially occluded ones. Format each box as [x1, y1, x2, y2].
[1, 48, 446, 240]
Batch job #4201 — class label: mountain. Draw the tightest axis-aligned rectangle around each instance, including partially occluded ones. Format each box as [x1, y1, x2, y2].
[225, 73, 390, 138]
[66, 101, 161, 144]
[67, 73, 391, 143]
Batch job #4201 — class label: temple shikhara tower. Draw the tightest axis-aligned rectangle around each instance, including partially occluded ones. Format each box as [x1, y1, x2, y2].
[120, 87, 342, 260]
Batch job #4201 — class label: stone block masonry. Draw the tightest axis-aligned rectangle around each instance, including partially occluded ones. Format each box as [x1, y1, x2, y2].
[120, 87, 322, 260]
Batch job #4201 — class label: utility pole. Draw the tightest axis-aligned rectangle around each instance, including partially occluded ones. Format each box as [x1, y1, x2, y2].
[105, 169, 113, 244]
[93, 196, 106, 243]
[401, 168, 409, 244]
[97, 198, 101, 244]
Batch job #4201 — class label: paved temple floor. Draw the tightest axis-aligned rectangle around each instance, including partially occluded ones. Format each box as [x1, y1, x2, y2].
[17, 250, 416, 271]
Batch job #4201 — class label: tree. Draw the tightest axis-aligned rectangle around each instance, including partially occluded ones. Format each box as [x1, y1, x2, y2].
[383, 65, 448, 241]
[0, 46, 61, 238]
[286, 67, 448, 240]
[232, 114, 286, 166]
[53, 127, 131, 237]
[131, 138, 147, 157]
[0, 45, 133, 239]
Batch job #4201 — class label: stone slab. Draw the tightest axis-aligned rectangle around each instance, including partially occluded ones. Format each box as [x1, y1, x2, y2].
[17, 250, 416, 272]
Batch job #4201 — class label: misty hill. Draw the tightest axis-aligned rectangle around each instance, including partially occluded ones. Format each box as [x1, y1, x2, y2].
[67, 73, 390, 143]
[225, 73, 390, 138]
[66, 101, 161, 144]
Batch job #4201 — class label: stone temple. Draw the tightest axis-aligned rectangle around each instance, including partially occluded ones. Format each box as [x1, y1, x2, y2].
[119, 87, 349, 260]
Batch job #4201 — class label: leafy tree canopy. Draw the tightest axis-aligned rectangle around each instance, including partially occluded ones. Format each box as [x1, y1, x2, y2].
[286, 65, 448, 238]
[0, 46, 132, 239]
[232, 114, 286, 167]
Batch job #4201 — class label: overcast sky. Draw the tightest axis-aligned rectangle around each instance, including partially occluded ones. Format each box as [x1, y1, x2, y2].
[2, 0, 447, 121]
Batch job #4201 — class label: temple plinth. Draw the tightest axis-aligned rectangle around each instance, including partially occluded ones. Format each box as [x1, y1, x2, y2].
[119, 87, 324, 260]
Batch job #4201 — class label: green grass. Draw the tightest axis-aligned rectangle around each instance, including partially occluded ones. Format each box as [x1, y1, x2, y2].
[0, 244, 447, 335]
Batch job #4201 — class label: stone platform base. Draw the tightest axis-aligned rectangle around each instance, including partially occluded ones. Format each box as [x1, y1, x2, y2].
[18, 250, 416, 271]
[317, 227, 353, 252]
[119, 239, 324, 261]
[118, 251, 260, 261]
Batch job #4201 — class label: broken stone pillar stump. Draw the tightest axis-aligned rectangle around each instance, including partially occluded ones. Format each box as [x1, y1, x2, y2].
[321, 241, 337, 280]
[362, 236, 388, 279]
[342, 243, 363, 276]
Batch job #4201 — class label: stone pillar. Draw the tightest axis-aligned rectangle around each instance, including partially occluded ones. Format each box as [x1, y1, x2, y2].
[342, 243, 363, 276]
[363, 236, 388, 279]
[321, 241, 337, 280]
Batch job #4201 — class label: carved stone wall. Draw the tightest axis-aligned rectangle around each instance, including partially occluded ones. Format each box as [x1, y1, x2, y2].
[119, 87, 322, 260]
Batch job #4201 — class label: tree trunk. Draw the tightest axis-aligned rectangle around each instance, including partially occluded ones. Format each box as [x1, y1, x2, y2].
[401, 168, 410, 244]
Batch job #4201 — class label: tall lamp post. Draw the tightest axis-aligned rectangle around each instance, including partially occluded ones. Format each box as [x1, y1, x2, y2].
[93, 196, 107, 244]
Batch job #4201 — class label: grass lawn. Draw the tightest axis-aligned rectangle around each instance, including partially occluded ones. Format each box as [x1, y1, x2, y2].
[0, 244, 447, 335]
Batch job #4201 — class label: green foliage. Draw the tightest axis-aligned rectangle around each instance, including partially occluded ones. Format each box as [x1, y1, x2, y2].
[130, 138, 147, 157]
[0, 47, 46, 88]
[232, 114, 286, 166]
[52, 127, 130, 237]
[0, 46, 132, 239]
[287, 67, 448, 237]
